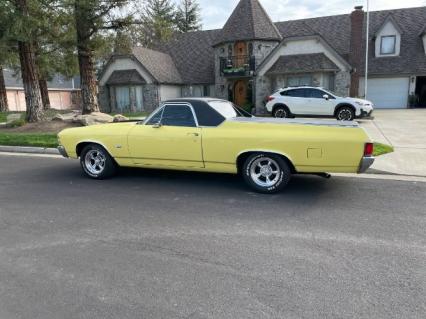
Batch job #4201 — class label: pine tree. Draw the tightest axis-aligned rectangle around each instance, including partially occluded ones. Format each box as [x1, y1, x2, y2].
[133, 0, 177, 47]
[176, 0, 201, 33]
[71, 0, 132, 114]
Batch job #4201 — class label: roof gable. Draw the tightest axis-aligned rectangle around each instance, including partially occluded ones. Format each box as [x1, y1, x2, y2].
[132, 47, 182, 84]
[373, 14, 403, 38]
[214, 0, 282, 46]
[265, 53, 340, 75]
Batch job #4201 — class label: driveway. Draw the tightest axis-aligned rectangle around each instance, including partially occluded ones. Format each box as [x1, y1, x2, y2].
[359, 109, 426, 176]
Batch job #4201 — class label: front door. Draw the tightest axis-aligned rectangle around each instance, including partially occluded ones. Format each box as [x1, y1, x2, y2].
[127, 104, 204, 168]
[234, 41, 247, 67]
[234, 80, 247, 107]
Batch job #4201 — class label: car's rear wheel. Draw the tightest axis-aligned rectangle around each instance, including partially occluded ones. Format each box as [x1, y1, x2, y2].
[336, 106, 355, 121]
[273, 106, 291, 118]
[80, 144, 117, 179]
[242, 153, 291, 193]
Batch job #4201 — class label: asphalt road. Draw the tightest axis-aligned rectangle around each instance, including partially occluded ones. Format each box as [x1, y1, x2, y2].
[0, 154, 425, 319]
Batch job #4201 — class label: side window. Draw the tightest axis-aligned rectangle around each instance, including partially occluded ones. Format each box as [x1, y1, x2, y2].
[161, 105, 196, 127]
[145, 107, 164, 125]
[284, 89, 306, 98]
[307, 89, 326, 99]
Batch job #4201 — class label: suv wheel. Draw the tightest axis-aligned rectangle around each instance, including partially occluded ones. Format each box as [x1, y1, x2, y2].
[273, 106, 290, 118]
[336, 106, 355, 121]
[242, 153, 291, 194]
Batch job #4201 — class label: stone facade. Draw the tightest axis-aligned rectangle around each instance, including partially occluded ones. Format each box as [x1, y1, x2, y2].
[142, 84, 160, 112]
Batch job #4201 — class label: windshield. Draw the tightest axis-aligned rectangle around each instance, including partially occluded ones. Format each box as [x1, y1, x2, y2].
[208, 100, 252, 118]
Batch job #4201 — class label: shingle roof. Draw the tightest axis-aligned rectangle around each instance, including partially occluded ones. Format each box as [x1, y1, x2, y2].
[3, 69, 79, 89]
[155, 29, 221, 84]
[213, 0, 282, 46]
[359, 7, 426, 75]
[132, 47, 182, 84]
[117, 5, 426, 85]
[265, 53, 340, 75]
[106, 69, 146, 85]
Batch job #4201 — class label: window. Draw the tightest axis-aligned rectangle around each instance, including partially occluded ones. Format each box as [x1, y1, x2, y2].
[161, 105, 196, 127]
[145, 107, 164, 125]
[380, 35, 396, 55]
[287, 75, 312, 87]
[306, 88, 327, 99]
[203, 85, 210, 97]
[281, 89, 306, 98]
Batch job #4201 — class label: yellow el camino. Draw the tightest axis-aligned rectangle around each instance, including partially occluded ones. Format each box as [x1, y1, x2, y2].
[57, 98, 374, 193]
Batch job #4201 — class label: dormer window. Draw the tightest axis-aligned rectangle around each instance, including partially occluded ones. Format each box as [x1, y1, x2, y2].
[380, 35, 396, 55]
[374, 15, 401, 57]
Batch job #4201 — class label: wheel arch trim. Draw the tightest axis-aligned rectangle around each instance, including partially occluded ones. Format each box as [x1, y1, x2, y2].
[76, 140, 113, 158]
[334, 103, 356, 115]
[236, 149, 297, 173]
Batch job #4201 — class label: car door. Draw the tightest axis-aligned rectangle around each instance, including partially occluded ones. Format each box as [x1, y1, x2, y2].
[304, 88, 336, 115]
[127, 103, 204, 168]
[281, 89, 307, 114]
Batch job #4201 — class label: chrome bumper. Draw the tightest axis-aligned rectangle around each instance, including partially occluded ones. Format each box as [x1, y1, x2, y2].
[58, 145, 68, 158]
[358, 156, 375, 173]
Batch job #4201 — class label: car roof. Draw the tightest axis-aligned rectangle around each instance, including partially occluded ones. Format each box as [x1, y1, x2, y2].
[163, 97, 229, 103]
[280, 86, 325, 91]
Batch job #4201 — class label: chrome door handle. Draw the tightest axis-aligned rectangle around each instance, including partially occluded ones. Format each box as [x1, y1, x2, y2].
[187, 133, 199, 137]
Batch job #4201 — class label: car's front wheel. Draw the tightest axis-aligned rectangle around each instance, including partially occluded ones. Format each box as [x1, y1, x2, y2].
[273, 106, 291, 118]
[80, 144, 117, 179]
[336, 106, 355, 121]
[242, 153, 291, 193]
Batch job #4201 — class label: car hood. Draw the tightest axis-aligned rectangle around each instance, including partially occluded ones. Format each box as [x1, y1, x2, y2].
[229, 117, 359, 128]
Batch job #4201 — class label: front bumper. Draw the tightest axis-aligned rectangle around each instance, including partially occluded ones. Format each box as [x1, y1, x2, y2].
[58, 145, 68, 158]
[358, 156, 375, 173]
[359, 109, 374, 118]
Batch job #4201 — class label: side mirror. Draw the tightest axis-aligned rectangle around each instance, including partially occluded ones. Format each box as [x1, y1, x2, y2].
[152, 122, 162, 128]
[323, 94, 329, 100]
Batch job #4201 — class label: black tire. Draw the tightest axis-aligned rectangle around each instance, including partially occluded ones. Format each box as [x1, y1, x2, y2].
[242, 153, 291, 194]
[80, 144, 117, 179]
[272, 105, 291, 118]
[335, 106, 355, 121]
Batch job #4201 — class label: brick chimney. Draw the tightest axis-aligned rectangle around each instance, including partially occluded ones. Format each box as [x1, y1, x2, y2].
[349, 6, 365, 97]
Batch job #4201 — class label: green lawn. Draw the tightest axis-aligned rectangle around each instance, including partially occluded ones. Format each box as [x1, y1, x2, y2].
[0, 112, 24, 123]
[0, 133, 58, 148]
[373, 142, 394, 157]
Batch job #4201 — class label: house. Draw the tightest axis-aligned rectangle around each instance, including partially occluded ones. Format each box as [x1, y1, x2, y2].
[99, 0, 426, 114]
[3, 68, 81, 111]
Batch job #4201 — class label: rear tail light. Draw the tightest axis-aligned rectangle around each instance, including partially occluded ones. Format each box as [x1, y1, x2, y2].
[364, 143, 374, 157]
[267, 96, 275, 102]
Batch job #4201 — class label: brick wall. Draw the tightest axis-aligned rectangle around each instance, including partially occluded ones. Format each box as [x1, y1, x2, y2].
[349, 6, 365, 97]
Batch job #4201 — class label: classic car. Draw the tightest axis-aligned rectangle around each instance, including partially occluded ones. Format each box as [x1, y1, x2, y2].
[57, 98, 375, 194]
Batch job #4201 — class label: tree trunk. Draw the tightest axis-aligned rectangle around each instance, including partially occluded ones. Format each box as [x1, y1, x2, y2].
[77, 46, 100, 114]
[15, 0, 43, 122]
[39, 78, 51, 110]
[75, 0, 100, 114]
[0, 66, 8, 112]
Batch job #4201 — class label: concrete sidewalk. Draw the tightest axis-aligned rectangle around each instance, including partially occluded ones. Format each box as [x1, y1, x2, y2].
[359, 109, 426, 177]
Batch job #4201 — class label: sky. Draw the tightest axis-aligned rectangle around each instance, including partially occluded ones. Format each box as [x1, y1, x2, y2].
[181, 0, 426, 30]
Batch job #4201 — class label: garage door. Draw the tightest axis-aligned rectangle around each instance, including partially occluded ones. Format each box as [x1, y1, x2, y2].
[366, 77, 409, 108]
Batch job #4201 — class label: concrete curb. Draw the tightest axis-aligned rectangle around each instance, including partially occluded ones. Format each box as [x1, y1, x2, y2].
[0, 145, 60, 155]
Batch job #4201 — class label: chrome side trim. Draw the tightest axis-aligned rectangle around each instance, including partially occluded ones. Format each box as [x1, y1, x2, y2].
[358, 156, 375, 173]
[58, 145, 68, 158]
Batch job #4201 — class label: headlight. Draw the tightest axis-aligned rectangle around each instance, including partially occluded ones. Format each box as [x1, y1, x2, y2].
[355, 101, 365, 106]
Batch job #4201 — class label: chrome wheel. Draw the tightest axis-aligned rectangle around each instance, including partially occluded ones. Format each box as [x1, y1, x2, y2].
[337, 108, 353, 121]
[84, 149, 106, 175]
[249, 157, 281, 188]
